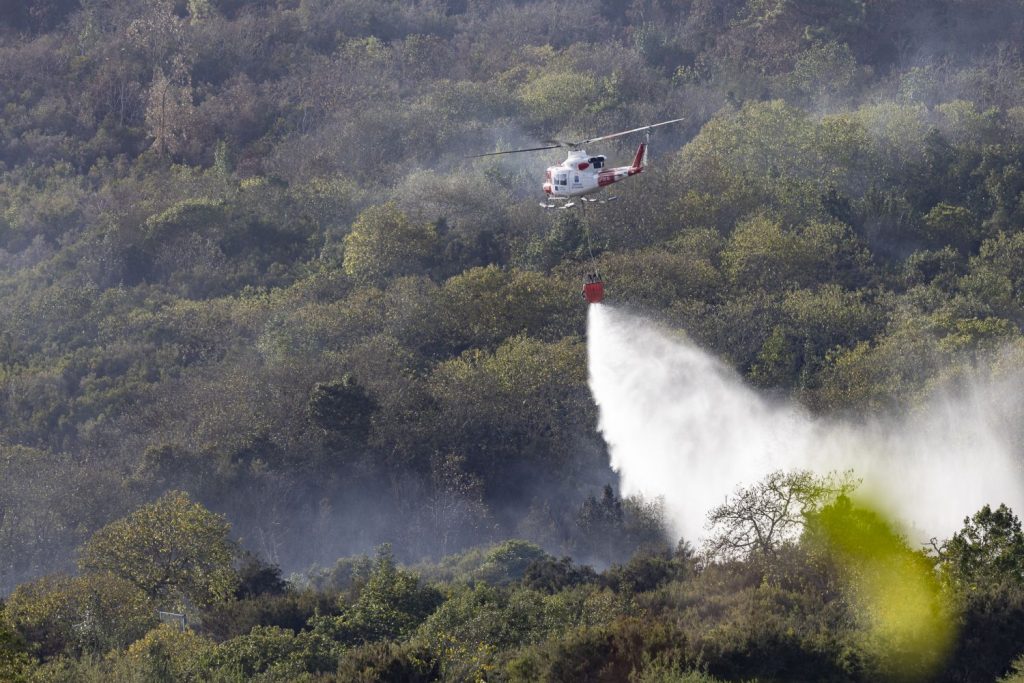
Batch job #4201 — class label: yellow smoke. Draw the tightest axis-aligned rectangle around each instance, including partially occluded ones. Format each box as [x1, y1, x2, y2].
[807, 496, 956, 680]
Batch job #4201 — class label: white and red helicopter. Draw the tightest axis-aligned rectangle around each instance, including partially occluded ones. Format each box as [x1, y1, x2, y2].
[470, 118, 684, 209]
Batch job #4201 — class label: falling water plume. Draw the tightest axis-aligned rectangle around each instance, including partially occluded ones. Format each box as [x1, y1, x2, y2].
[587, 304, 1024, 544]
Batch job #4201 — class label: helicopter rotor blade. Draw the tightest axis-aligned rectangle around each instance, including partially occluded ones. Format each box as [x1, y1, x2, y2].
[543, 139, 579, 148]
[466, 143, 564, 159]
[578, 117, 685, 146]
[467, 117, 683, 158]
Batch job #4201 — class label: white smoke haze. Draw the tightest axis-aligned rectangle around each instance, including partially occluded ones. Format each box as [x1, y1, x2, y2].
[588, 304, 1024, 546]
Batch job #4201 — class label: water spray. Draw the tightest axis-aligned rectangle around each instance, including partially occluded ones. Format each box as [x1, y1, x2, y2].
[587, 304, 1024, 545]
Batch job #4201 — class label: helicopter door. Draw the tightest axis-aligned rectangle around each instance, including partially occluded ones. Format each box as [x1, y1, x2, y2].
[554, 172, 568, 194]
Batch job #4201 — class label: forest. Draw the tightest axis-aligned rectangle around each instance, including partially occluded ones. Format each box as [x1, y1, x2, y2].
[2, 0, 1024, 680]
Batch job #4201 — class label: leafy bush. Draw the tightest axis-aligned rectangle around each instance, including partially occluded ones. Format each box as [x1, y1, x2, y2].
[4, 573, 155, 659]
[315, 546, 443, 645]
[336, 641, 440, 683]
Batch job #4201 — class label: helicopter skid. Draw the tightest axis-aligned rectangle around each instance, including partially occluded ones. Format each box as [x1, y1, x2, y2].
[539, 195, 618, 209]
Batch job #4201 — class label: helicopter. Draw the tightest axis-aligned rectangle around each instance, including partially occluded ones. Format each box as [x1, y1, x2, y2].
[469, 118, 684, 209]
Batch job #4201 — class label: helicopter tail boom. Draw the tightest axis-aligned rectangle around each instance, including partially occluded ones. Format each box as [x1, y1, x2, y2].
[630, 143, 646, 172]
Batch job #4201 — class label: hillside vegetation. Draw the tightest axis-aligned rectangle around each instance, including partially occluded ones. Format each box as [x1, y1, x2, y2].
[2, 0, 1024, 680]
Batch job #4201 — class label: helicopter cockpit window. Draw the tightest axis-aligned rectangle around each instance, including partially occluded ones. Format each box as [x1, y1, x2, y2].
[555, 173, 568, 186]
[589, 157, 604, 169]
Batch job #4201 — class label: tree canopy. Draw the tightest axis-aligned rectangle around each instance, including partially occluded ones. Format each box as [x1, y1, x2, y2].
[78, 491, 236, 608]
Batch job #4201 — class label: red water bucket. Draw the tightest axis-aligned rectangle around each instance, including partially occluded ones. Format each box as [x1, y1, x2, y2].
[583, 280, 605, 304]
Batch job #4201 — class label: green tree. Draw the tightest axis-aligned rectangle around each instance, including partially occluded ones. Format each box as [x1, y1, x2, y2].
[418, 582, 549, 680]
[674, 100, 825, 229]
[590, 244, 723, 312]
[813, 309, 949, 413]
[3, 573, 155, 660]
[78, 491, 237, 608]
[939, 505, 1024, 682]
[307, 374, 378, 444]
[336, 641, 440, 682]
[722, 214, 868, 291]
[1001, 656, 1024, 683]
[962, 231, 1024, 318]
[922, 202, 978, 252]
[939, 504, 1024, 590]
[0, 612, 33, 682]
[427, 335, 591, 503]
[114, 624, 216, 683]
[574, 486, 669, 565]
[518, 69, 605, 125]
[438, 266, 574, 353]
[474, 540, 548, 586]
[319, 545, 443, 644]
[521, 556, 598, 594]
[751, 284, 880, 388]
[205, 625, 339, 680]
[143, 198, 228, 244]
[343, 203, 438, 286]
[785, 41, 859, 105]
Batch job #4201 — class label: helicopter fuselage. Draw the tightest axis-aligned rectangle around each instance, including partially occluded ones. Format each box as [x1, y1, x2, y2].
[543, 145, 644, 199]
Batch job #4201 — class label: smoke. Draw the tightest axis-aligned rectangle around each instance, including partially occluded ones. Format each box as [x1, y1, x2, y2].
[588, 304, 1024, 545]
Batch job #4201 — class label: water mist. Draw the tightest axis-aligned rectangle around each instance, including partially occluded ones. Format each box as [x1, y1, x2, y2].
[587, 304, 1024, 544]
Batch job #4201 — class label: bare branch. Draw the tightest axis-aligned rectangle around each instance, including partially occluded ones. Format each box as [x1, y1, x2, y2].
[704, 469, 860, 562]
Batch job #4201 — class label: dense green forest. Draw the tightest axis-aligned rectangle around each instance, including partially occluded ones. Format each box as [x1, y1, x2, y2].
[2, 0, 1024, 680]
